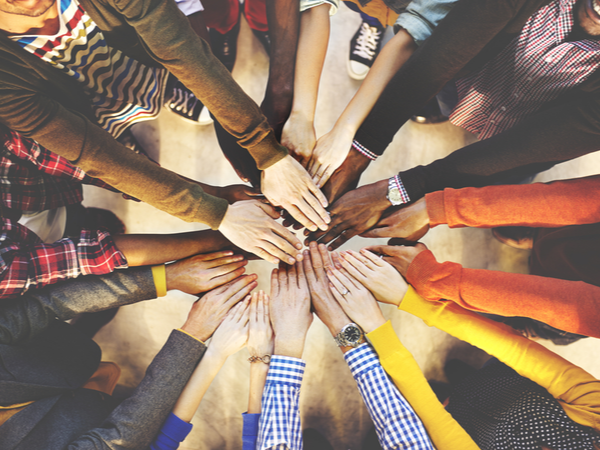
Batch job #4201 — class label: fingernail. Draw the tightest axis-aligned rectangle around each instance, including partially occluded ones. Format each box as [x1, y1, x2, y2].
[296, 253, 303, 262]
[303, 249, 309, 256]
[319, 224, 328, 231]
[309, 241, 317, 248]
[325, 215, 331, 224]
[296, 243, 303, 250]
[288, 257, 296, 265]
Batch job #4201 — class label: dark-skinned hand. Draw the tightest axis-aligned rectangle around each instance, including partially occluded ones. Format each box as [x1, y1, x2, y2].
[320, 147, 371, 204]
[214, 184, 266, 205]
[361, 198, 430, 241]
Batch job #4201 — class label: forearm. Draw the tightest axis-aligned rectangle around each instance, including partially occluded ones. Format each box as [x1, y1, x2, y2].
[425, 175, 600, 228]
[171, 346, 227, 422]
[249, 363, 270, 414]
[331, 30, 416, 139]
[406, 250, 600, 339]
[398, 287, 600, 431]
[112, 230, 230, 266]
[288, 4, 330, 123]
[367, 322, 479, 450]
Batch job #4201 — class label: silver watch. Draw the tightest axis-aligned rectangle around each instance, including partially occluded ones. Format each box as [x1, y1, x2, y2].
[334, 323, 365, 348]
[387, 176, 404, 206]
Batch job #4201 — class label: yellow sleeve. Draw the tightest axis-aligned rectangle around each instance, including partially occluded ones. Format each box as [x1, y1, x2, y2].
[151, 264, 167, 297]
[367, 321, 480, 450]
[399, 286, 600, 432]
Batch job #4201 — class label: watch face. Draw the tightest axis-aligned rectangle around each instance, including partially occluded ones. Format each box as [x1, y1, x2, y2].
[388, 187, 403, 204]
[344, 325, 362, 343]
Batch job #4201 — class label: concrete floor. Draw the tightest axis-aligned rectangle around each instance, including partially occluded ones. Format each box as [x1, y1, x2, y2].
[84, 4, 600, 449]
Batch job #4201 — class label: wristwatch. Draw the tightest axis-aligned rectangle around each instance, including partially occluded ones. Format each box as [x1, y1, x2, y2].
[334, 323, 365, 348]
[387, 176, 404, 206]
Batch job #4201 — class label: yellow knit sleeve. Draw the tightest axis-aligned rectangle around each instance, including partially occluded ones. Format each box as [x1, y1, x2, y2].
[399, 286, 600, 432]
[367, 320, 480, 450]
[151, 264, 167, 297]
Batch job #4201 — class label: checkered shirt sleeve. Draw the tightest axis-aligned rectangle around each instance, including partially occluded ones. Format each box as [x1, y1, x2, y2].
[0, 218, 127, 299]
[345, 344, 434, 450]
[257, 356, 306, 450]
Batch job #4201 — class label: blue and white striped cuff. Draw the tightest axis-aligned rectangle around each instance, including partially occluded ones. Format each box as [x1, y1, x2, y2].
[344, 343, 381, 378]
[266, 356, 306, 387]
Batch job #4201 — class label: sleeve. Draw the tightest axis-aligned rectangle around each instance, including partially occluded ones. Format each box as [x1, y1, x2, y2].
[353, 0, 539, 156]
[0, 266, 157, 345]
[110, 0, 288, 170]
[344, 343, 435, 450]
[242, 413, 261, 450]
[366, 322, 479, 450]
[257, 356, 305, 450]
[0, 219, 127, 299]
[425, 175, 600, 228]
[174, 0, 203, 16]
[67, 330, 207, 449]
[150, 412, 194, 450]
[398, 286, 600, 431]
[405, 249, 600, 339]
[394, 0, 458, 46]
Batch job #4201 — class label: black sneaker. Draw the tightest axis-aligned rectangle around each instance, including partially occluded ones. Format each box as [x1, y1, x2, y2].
[164, 76, 213, 125]
[348, 21, 385, 80]
[209, 20, 240, 72]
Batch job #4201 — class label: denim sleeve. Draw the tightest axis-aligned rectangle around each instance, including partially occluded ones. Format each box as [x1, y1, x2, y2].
[150, 413, 193, 450]
[394, 0, 458, 46]
[243, 413, 261, 450]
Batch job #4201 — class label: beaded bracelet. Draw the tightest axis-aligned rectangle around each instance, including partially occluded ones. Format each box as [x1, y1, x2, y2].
[248, 355, 272, 364]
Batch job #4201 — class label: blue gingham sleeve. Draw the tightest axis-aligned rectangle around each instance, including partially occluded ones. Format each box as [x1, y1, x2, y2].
[345, 344, 434, 450]
[257, 356, 306, 450]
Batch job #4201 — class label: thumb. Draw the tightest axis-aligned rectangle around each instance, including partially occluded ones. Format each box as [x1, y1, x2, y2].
[257, 201, 281, 220]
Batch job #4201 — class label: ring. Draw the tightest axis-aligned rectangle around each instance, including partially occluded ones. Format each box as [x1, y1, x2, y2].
[341, 289, 349, 296]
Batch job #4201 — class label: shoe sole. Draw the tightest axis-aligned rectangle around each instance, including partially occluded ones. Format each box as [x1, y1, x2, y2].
[347, 58, 368, 81]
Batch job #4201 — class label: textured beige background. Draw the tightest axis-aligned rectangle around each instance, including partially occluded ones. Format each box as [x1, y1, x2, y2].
[84, 4, 600, 449]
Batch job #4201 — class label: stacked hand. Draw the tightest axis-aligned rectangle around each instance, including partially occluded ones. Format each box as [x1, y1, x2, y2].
[248, 291, 274, 359]
[281, 113, 317, 168]
[362, 198, 430, 241]
[364, 242, 428, 278]
[307, 127, 353, 188]
[209, 298, 250, 358]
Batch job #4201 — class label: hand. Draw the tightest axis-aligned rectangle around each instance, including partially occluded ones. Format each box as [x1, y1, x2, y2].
[209, 297, 250, 357]
[215, 184, 266, 205]
[320, 147, 371, 204]
[181, 274, 257, 342]
[334, 249, 408, 305]
[269, 261, 313, 358]
[247, 291, 274, 358]
[303, 242, 351, 336]
[219, 200, 302, 265]
[165, 251, 248, 294]
[307, 179, 390, 250]
[361, 198, 430, 241]
[281, 113, 317, 167]
[363, 242, 429, 277]
[326, 266, 386, 334]
[261, 154, 330, 232]
[307, 127, 353, 188]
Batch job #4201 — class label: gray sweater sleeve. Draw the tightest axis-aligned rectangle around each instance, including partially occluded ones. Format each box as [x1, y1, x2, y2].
[0, 266, 157, 345]
[67, 329, 207, 450]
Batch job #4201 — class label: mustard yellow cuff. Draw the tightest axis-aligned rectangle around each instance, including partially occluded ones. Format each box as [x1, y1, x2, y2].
[398, 285, 420, 311]
[366, 320, 404, 360]
[151, 264, 167, 297]
[176, 328, 206, 346]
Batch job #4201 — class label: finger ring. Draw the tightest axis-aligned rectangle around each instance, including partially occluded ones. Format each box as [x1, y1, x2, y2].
[379, 254, 384, 259]
[341, 289, 349, 296]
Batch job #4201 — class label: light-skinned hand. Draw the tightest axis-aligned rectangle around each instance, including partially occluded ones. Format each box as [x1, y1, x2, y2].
[261, 154, 330, 232]
[308, 126, 352, 188]
[165, 251, 248, 294]
[303, 242, 351, 336]
[219, 199, 302, 265]
[363, 242, 429, 278]
[361, 198, 430, 240]
[181, 274, 257, 342]
[326, 267, 386, 334]
[248, 291, 274, 358]
[269, 261, 313, 358]
[209, 297, 250, 358]
[334, 249, 408, 305]
[281, 112, 317, 168]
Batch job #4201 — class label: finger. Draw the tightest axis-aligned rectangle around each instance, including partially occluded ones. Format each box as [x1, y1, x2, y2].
[327, 229, 356, 251]
[270, 269, 280, 298]
[295, 259, 308, 291]
[301, 192, 331, 230]
[277, 262, 288, 293]
[360, 226, 394, 238]
[363, 245, 397, 257]
[250, 291, 259, 324]
[308, 241, 325, 280]
[302, 249, 318, 288]
[330, 251, 343, 270]
[224, 279, 257, 309]
[315, 166, 333, 189]
[359, 249, 387, 267]
[261, 232, 299, 265]
[239, 298, 251, 325]
[193, 250, 235, 262]
[310, 220, 346, 246]
[233, 295, 250, 321]
[220, 274, 257, 298]
[338, 254, 369, 282]
[208, 259, 248, 277]
[259, 240, 297, 266]
[327, 269, 350, 297]
[307, 176, 329, 209]
[286, 204, 317, 232]
[328, 281, 347, 306]
[344, 250, 375, 272]
[205, 267, 247, 290]
[203, 254, 246, 269]
[314, 163, 330, 189]
[287, 259, 298, 289]
[256, 291, 265, 325]
[257, 202, 282, 220]
[317, 243, 333, 270]
[268, 217, 303, 252]
[330, 266, 361, 290]
[254, 247, 281, 265]
[307, 157, 319, 178]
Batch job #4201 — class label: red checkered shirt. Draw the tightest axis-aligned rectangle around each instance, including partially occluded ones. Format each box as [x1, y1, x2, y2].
[450, 0, 600, 139]
[0, 218, 127, 299]
[0, 130, 130, 298]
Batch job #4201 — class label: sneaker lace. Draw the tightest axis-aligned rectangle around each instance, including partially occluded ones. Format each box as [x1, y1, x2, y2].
[353, 22, 382, 60]
[168, 85, 199, 117]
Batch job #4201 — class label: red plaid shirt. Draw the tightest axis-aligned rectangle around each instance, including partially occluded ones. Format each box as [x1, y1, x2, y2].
[450, 0, 600, 139]
[0, 130, 131, 298]
[0, 218, 127, 299]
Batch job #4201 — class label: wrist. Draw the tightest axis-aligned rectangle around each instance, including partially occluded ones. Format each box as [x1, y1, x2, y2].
[288, 108, 315, 124]
[360, 316, 387, 334]
[375, 179, 393, 209]
[274, 337, 306, 359]
[204, 345, 229, 365]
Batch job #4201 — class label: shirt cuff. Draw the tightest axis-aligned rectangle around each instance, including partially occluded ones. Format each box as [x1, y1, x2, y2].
[151, 264, 167, 297]
[365, 320, 403, 361]
[395, 12, 435, 46]
[160, 412, 194, 441]
[242, 413, 261, 437]
[266, 356, 306, 387]
[344, 343, 381, 379]
[405, 250, 443, 299]
[424, 191, 446, 227]
[352, 140, 379, 160]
